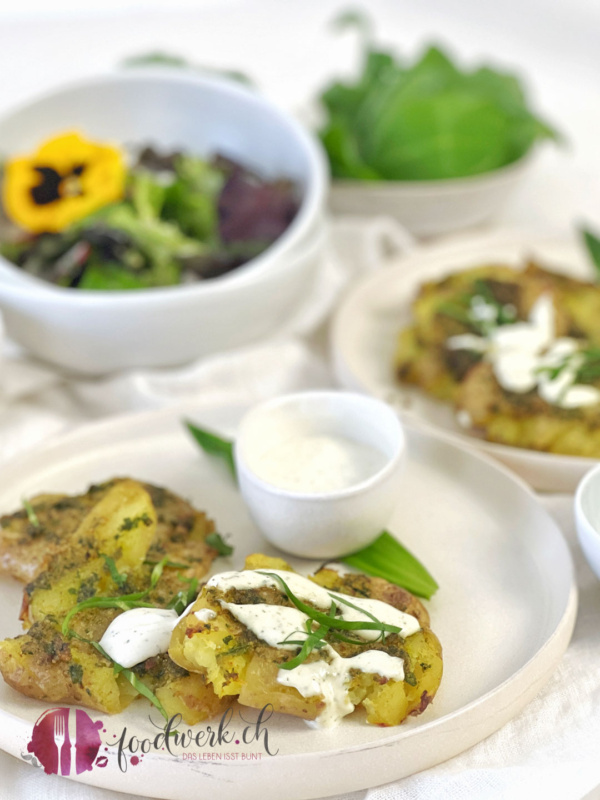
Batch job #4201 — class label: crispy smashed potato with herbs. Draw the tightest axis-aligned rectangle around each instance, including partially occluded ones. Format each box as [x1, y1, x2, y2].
[0, 477, 216, 583]
[170, 554, 442, 727]
[0, 478, 229, 724]
[395, 261, 600, 456]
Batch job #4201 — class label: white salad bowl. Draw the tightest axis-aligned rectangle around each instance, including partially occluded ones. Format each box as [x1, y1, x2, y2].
[575, 463, 600, 582]
[0, 71, 329, 374]
[235, 390, 406, 559]
[0, 226, 326, 375]
[328, 153, 534, 238]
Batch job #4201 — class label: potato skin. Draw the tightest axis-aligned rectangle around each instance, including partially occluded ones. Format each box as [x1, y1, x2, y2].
[0, 617, 138, 714]
[0, 617, 230, 724]
[170, 554, 443, 727]
[360, 629, 442, 726]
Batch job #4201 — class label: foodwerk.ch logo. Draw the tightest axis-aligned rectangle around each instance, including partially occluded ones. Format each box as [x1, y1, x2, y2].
[24, 707, 106, 775]
[22, 704, 277, 776]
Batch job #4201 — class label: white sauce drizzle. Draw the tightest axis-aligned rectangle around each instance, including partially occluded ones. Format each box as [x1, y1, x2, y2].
[221, 603, 310, 650]
[249, 433, 388, 493]
[447, 294, 600, 409]
[195, 608, 217, 623]
[98, 607, 179, 668]
[277, 645, 405, 729]
[207, 569, 332, 609]
[97, 569, 420, 727]
[214, 570, 420, 728]
[331, 594, 421, 642]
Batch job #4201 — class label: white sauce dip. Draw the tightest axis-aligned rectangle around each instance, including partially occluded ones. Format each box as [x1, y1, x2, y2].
[250, 433, 388, 493]
[195, 608, 217, 624]
[447, 294, 600, 409]
[99, 607, 179, 668]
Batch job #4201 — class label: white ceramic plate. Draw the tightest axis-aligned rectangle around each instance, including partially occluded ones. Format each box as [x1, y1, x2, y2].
[331, 229, 600, 492]
[0, 402, 576, 799]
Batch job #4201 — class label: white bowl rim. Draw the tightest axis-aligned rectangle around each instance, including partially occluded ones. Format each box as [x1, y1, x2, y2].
[575, 461, 600, 541]
[235, 389, 406, 502]
[329, 149, 534, 195]
[0, 69, 328, 299]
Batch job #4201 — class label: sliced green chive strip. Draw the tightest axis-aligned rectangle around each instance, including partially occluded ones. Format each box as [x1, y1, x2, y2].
[61, 556, 191, 637]
[259, 571, 402, 670]
[260, 572, 401, 635]
[22, 498, 40, 529]
[61, 593, 155, 637]
[101, 554, 127, 587]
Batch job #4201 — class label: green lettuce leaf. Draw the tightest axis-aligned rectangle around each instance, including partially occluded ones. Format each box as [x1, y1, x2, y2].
[318, 18, 561, 182]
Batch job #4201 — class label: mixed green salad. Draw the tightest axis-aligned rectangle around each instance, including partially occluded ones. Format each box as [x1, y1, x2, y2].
[0, 132, 299, 290]
[318, 14, 560, 182]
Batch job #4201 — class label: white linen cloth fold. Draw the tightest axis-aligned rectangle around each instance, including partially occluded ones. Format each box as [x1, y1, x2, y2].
[0, 219, 599, 800]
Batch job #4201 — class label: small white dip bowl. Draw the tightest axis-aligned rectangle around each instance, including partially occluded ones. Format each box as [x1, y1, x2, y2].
[234, 390, 406, 559]
[575, 463, 600, 581]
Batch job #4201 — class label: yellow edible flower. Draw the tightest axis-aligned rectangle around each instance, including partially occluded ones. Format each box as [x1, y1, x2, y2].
[2, 131, 125, 234]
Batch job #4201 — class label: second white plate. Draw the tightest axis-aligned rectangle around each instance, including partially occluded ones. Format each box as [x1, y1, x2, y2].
[331, 229, 600, 492]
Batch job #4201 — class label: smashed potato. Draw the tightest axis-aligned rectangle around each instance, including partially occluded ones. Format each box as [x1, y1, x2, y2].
[0, 477, 217, 584]
[0, 478, 228, 724]
[170, 554, 442, 727]
[395, 260, 600, 456]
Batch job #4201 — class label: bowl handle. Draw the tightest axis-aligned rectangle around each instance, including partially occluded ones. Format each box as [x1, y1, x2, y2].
[332, 216, 416, 275]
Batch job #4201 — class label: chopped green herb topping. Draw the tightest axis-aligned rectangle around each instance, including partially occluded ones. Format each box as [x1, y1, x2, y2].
[69, 663, 84, 685]
[120, 513, 152, 531]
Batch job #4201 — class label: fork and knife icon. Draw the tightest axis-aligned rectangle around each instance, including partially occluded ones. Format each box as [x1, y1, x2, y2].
[53, 711, 75, 776]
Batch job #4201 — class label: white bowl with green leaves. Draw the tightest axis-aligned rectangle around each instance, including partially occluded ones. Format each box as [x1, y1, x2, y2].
[329, 154, 535, 237]
[320, 32, 558, 236]
[0, 71, 328, 374]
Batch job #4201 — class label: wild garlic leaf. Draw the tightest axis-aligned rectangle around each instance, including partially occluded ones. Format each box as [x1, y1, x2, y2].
[205, 532, 234, 556]
[581, 227, 600, 279]
[185, 420, 236, 478]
